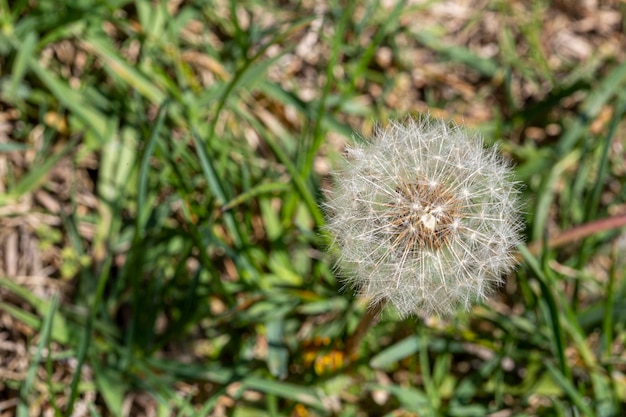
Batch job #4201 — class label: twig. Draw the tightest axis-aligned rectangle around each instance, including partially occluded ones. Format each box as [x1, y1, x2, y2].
[527, 213, 626, 255]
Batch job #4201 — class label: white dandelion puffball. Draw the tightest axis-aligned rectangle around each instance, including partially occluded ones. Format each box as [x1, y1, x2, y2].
[325, 117, 523, 317]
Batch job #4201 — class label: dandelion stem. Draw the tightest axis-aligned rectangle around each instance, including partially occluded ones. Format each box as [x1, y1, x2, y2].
[345, 301, 385, 360]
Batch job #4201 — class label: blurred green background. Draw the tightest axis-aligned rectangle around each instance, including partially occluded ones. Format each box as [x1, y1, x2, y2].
[0, 0, 625, 416]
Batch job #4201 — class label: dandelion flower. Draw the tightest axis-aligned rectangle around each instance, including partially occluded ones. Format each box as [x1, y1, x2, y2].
[325, 117, 523, 317]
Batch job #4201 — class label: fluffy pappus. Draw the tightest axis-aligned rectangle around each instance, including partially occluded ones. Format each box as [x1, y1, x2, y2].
[324, 117, 523, 317]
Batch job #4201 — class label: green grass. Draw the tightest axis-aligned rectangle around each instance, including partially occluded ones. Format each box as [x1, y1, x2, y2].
[1, 0, 626, 416]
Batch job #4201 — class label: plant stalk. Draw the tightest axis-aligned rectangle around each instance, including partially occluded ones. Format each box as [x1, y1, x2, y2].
[345, 301, 384, 360]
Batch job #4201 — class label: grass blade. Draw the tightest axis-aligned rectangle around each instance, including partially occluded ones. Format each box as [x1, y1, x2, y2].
[18, 294, 59, 417]
[518, 245, 571, 380]
[545, 362, 595, 417]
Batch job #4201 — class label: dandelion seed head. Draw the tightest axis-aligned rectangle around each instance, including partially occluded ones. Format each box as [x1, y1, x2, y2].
[324, 117, 523, 318]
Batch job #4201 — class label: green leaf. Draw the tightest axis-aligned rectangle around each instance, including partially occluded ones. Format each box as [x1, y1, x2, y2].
[0, 141, 28, 152]
[0, 299, 69, 346]
[557, 61, 626, 155]
[18, 294, 59, 417]
[222, 182, 291, 212]
[370, 336, 420, 369]
[146, 359, 324, 409]
[266, 318, 288, 379]
[8, 31, 37, 100]
[415, 31, 498, 77]
[92, 360, 126, 417]
[368, 383, 435, 416]
[545, 362, 595, 417]
[82, 35, 166, 105]
[28, 58, 109, 142]
[0, 135, 80, 203]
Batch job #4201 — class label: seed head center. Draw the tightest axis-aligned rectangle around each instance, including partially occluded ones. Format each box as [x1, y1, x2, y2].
[388, 179, 462, 250]
[420, 213, 437, 230]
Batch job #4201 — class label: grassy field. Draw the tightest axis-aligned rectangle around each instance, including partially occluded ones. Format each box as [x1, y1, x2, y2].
[1, 0, 626, 416]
